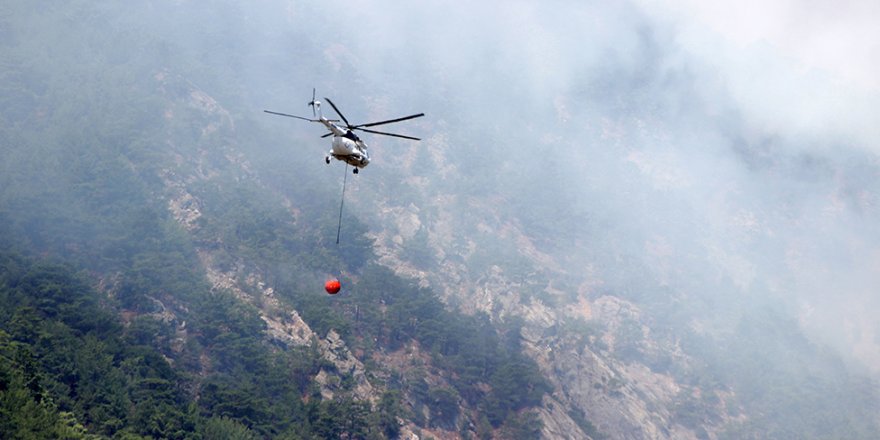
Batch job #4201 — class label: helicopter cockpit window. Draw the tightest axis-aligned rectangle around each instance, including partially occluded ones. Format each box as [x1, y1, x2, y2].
[344, 130, 360, 141]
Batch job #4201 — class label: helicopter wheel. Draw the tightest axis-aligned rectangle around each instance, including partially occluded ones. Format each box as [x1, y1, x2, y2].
[325, 156, 331, 164]
[353, 168, 359, 174]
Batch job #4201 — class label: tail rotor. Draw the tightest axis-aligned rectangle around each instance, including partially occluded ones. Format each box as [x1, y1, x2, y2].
[307, 88, 319, 117]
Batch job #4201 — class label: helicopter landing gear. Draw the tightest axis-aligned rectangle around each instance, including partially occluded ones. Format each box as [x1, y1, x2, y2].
[325, 156, 331, 164]
[353, 168, 359, 174]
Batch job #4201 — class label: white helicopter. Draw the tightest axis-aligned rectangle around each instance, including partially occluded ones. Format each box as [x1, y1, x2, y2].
[265, 89, 425, 174]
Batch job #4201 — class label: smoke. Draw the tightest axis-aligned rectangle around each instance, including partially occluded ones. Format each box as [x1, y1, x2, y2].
[276, 0, 880, 370]
[160, 0, 880, 371]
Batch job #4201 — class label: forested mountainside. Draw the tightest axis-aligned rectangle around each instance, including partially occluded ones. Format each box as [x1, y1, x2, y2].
[1, 3, 547, 439]
[3, 1, 880, 439]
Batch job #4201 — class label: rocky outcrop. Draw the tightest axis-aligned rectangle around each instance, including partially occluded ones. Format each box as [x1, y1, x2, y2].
[316, 329, 375, 401]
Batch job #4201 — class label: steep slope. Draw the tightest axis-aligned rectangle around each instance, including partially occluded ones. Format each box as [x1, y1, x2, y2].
[1, 2, 555, 438]
[3, 1, 880, 439]
[332, 11, 880, 439]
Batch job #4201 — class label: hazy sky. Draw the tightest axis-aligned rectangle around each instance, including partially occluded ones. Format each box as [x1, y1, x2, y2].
[645, 0, 880, 151]
[658, 0, 880, 90]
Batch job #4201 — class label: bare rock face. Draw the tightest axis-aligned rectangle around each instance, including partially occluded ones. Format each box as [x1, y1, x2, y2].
[163, 174, 202, 231]
[262, 309, 314, 347]
[316, 329, 375, 402]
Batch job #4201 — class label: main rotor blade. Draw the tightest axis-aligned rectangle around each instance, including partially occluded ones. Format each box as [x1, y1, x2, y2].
[356, 127, 421, 141]
[354, 113, 425, 129]
[264, 110, 316, 122]
[323, 97, 350, 127]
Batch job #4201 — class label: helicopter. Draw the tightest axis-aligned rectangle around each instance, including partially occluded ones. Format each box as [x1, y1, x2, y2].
[264, 89, 425, 174]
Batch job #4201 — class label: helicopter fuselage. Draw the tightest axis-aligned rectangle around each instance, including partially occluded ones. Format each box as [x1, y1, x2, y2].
[320, 118, 371, 169]
[330, 133, 370, 168]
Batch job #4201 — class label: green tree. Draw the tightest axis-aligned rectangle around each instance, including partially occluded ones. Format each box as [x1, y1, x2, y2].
[500, 411, 543, 440]
[376, 391, 404, 439]
[202, 416, 260, 440]
[428, 386, 460, 428]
